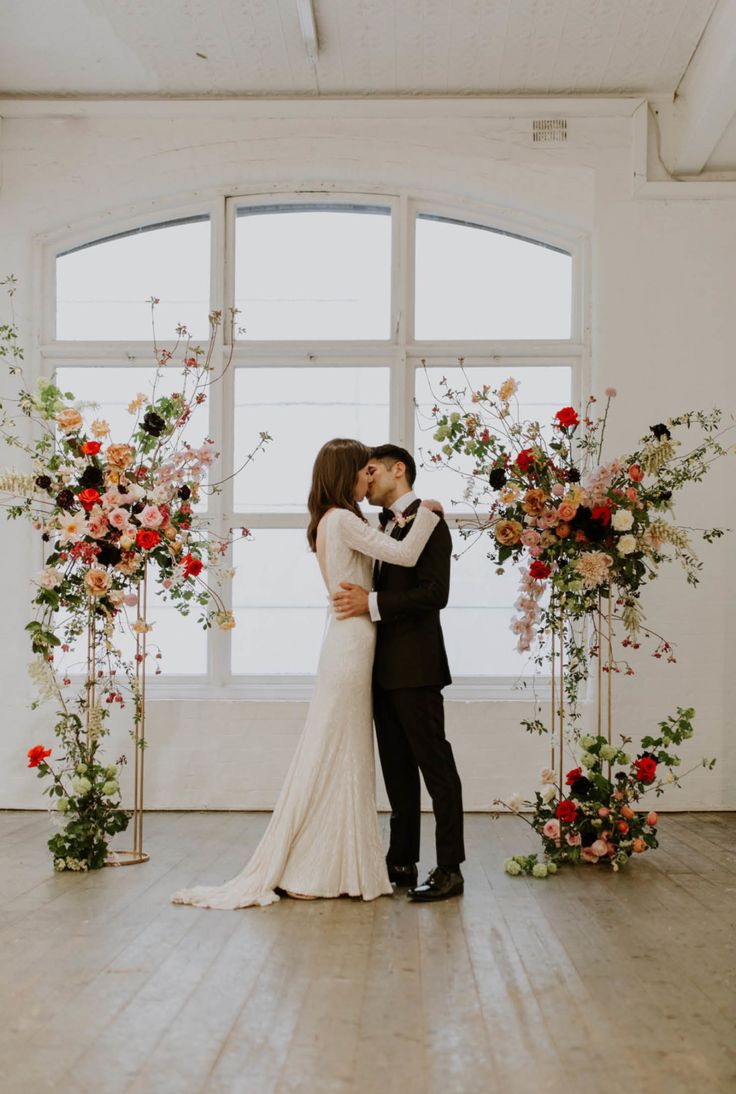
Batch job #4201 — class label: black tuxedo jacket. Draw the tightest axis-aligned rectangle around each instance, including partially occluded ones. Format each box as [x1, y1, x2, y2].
[373, 498, 452, 691]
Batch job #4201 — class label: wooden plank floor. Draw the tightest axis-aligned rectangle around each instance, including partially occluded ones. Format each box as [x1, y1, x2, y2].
[1, 811, 734, 1094]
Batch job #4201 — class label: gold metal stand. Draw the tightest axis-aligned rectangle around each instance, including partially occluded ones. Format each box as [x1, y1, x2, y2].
[106, 563, 149, 867]
[597, 591, 614, 777]
[550, 603, 565, 784]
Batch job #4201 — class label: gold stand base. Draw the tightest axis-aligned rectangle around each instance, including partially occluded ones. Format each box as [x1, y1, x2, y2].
[105, 849, 150, 868]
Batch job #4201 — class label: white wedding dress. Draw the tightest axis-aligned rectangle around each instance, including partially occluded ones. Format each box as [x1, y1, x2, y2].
[171, 505, 439, 909]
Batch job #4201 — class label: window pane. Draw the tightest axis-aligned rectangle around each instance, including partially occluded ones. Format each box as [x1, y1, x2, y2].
[231, 530, 327, 675]
[235, 205, 391, 339]
[56, 217, 210, 340]
[445, 531, 548, 678]
[233, 366, 390, 512]
[414, 364, 572, 507]
[415, 216, 572, 340]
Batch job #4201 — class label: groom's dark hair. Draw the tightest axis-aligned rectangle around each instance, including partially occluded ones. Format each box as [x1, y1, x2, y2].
[370, 444, 416, 487]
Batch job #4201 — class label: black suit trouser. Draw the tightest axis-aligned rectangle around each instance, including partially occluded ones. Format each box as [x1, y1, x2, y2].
[373, 683, 465, 868]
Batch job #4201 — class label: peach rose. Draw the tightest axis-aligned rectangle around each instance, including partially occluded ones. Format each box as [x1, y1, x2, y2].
[84, 568, 112, 597]
[106, 444, 135, 470]
[555, 522, 571, 539]
[646, 811, 658, 827]
[522, 489, 546, 516]
[632, 838, 647, 853]
[495, 519, 523, 546]
[56, 408, 83, 433]
[628, 464, 644, 482]
[557, 501, 578, 522]
[91, 419, 111, 438]
[620, 804, 635, 820]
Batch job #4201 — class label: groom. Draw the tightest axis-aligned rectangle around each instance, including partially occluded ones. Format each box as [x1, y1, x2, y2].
[333, 444, 465, 902]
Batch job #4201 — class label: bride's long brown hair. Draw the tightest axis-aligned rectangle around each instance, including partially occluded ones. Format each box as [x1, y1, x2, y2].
[307, 438, 371, 552]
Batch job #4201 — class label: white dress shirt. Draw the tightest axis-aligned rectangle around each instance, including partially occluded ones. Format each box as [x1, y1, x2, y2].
[368, 490, 417, 622]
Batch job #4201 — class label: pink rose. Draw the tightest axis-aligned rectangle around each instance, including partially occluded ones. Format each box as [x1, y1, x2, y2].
[542, 819, 561, 842]
[139, 505, 164, 529]
[597, 807, 609, 818]
[590, 839, 608, 857]
[557, 501, 578, 522]
[108, 507, 130, 531]
[581, 847, 600, 863]
[646, 811, 658, 827]
[521, 529, 541, 547]
[528, 546, 541, 558]
[123, 593, 138, 607]
[162, 578, 172, 589]
[565, 832, 582, 846]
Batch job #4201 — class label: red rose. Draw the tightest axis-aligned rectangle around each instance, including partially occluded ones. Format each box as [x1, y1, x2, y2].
[529, 561, 551, 580]
[556, 799, 578, 823]
[182, 553, 203, 579]
[514, 448, 535, 472]
[617, 820, 629, 834]
[78, 487, 102, 510]
[554, 406, 580, 430]
[28, 745, 51, 768]
[634, 756, 658, 784]
[565, 767, 582, 786]
[590, 504, 611, 526]
[628, 464, 644, 482]
[81, 441, 101, 456]
[136, 528, 161, 550]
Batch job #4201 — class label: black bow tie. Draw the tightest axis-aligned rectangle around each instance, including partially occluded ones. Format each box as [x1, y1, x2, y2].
[379, 507, 395, 528]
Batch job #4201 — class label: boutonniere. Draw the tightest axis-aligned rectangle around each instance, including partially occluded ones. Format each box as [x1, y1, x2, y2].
[394, 511, 416, 528]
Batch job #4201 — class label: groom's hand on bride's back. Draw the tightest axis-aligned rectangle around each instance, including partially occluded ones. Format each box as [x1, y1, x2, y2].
[333, 582, 369, 619]
[420, 499, 444, 516]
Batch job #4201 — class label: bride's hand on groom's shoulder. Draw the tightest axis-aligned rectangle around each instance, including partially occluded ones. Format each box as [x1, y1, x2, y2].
[333, 582, 370, 619]
[420, 498, 444, 517]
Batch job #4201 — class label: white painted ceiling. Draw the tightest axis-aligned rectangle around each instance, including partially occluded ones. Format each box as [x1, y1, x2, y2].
[0, 0, 720, 98]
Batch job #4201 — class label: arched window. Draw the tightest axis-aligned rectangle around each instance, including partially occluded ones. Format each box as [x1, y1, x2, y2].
[47, 195, 582, 697]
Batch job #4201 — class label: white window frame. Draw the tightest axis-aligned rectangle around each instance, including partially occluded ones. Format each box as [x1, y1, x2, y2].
[39, 188, 590, 700]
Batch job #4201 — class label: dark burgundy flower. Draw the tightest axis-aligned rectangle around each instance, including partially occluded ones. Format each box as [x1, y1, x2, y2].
[79, 465, 103, 490]
[35, 475, 52, 491]
[96, 542, 122, 567]
[570, 776, 592, 799]
[650, 423, 671, 441]
[177, 485, 191, 501]
[488, 467, 507, 489]
[567, 467, 581, 483]
[55, 488, 76, 510]
[141, 410, 166, 437]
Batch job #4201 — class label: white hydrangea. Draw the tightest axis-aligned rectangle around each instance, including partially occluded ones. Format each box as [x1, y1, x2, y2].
[617, 534, 637, 555]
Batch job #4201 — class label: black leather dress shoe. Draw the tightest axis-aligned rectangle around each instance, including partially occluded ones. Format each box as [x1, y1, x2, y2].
[387, 862, 418, 888]
[407, 866, 464, 902]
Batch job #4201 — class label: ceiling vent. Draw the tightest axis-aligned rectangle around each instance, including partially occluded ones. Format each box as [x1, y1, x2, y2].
[531, 119, 568, 144]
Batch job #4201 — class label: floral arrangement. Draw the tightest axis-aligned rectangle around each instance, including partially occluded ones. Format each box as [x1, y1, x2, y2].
[1, 278, 270, 870]
[425, 367, 729, 873]
[498, 708, 715, 872]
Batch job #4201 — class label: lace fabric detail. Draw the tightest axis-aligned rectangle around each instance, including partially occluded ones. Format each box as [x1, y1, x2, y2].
[170, 506, 437, 909]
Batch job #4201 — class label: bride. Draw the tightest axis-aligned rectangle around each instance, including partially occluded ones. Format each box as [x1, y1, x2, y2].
[171, 438, 441, 908]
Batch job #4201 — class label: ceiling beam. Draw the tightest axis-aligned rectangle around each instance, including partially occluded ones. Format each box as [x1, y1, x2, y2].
[671, 0, 736, 174]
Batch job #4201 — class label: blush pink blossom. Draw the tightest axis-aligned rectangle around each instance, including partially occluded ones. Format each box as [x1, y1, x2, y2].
[646, 811, 658, 826]
[590, 839, 608, 857]
[162, 578, 172, 589]
[581, 847, 600, 863]
[565, 832, 582, 846]
[551, 483, 564, 497]
[543, 819, 561, 842]
[521, 529, 541, 547]
[598, 807, 609, 817]
[86, 506, 109, 540]
[123, 594, 138, 607]
[108, 507, 130, 531]
[139, 505, 164, 529]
